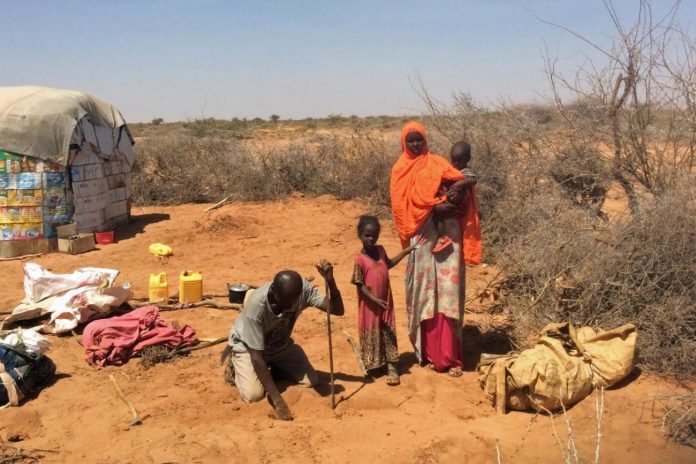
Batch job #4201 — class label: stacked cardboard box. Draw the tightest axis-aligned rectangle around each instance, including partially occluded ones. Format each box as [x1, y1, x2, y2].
[70, 149, 108, 232]
[69, 148, 130, 232]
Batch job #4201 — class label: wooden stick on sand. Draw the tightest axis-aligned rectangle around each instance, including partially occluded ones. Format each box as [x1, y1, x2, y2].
[204, 196, 233, 213]
[109, 374, 143, 426]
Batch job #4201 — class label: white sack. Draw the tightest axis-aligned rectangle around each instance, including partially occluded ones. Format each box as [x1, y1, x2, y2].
[23, 263, 118, 303]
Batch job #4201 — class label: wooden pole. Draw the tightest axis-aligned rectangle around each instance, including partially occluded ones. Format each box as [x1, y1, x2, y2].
[325, 278, 335, 410]
[495, 360, 507, 415]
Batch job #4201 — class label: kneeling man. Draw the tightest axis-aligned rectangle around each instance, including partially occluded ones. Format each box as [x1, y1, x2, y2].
[222, 261, 343, 420]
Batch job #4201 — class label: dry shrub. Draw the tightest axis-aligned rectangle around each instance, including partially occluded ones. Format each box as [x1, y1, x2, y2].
[661, 391, 696, 448]
[549, 144, 611, 215]
[499, 182, 696, 377]
[132, 132, 396, 213]
[131, 136, 277, 204]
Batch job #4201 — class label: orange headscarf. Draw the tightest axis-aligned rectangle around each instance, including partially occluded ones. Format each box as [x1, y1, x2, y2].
[390, 121, 483, 265]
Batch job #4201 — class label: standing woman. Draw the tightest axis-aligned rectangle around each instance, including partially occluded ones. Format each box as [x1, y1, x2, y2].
[390, 122, 482, 376]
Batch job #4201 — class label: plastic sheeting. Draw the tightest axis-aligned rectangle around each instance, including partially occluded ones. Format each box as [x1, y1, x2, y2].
[1, 263, 132, 334]
[0, 86, 131, 163]
[0, 329, 51, 355]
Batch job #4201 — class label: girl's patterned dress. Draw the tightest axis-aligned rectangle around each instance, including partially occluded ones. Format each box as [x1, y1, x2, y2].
[351, 245, 399, 370]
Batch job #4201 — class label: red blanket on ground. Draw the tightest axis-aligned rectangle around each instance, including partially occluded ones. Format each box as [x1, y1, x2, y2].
[83, 305, 197, 367]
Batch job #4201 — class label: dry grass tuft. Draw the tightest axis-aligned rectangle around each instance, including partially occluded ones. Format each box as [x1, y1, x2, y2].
[661, 391, 696, 448]
[0, 443, 44, 463]
[139, 345, 178, 370]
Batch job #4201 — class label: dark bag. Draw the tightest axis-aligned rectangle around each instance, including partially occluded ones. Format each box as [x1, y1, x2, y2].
[0, 343, 56, 407]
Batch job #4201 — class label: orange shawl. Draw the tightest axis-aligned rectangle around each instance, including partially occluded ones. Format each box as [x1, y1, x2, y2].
[390, 121, 483, 265]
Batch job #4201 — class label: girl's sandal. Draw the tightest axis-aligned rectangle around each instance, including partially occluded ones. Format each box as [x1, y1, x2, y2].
[423, 363, 436, 371]
[386, 374, 401, 386]
[448, 367, 463, 377]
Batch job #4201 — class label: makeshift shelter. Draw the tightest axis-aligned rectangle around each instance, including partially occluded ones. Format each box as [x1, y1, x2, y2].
[0, 86, 135, 258]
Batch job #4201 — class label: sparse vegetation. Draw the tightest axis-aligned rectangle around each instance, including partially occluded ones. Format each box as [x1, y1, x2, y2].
[131, 128, 396, 214]
[129, 1, 696, 386]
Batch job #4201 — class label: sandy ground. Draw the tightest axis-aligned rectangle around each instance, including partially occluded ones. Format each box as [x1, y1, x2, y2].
[0, 197, 693, 463]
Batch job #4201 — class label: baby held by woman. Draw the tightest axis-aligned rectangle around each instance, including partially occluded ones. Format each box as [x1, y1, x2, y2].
[432, 141, 477, 253]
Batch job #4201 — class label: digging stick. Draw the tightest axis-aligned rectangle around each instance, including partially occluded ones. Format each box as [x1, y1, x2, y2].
[325, 277, 336, 410]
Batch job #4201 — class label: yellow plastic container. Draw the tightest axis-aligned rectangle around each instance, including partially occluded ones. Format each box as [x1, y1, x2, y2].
[149, 243, 173, 257]
[148, 273, 169, 303]
[179, 271, 203, 303]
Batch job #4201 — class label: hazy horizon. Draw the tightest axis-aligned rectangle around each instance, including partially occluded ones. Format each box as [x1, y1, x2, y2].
[2, 1, 694, 123]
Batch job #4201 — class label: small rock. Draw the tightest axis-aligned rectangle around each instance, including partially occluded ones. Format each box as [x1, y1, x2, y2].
[9, 434, 25, 442]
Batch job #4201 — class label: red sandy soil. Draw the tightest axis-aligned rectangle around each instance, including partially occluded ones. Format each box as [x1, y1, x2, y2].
[0, 197, 693, 463]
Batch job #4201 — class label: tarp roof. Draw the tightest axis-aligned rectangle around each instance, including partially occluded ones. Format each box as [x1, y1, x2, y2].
[0, 86, 129, 164]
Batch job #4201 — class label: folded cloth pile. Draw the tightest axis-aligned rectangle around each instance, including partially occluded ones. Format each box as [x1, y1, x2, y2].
[83, 305, 197, 367]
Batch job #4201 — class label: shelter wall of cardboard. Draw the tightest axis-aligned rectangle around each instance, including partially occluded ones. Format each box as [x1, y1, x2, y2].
[0, 86, 135, 257]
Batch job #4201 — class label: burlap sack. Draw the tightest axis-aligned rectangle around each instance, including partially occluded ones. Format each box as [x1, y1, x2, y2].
[478, 322, 637, 412]
[575, 323, 637, 388]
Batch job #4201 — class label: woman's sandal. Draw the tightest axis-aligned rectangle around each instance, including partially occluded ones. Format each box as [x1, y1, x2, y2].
[448, 367, 463, 377]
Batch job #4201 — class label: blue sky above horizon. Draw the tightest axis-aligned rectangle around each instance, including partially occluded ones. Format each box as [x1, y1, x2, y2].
[2, 1, 694, 122]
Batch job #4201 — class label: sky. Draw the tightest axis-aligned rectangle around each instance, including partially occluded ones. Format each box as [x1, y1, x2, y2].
[1, 1, 694, 122]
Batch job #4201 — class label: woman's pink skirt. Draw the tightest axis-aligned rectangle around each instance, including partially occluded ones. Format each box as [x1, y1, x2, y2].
[421, 313, 463, 372]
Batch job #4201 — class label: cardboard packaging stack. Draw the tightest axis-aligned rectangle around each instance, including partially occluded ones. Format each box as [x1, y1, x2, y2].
[70, 148, 131, 232]
[0, 150, 68, 240]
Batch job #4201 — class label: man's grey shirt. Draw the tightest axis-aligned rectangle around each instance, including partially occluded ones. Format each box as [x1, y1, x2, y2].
[228, 279, 324, 354]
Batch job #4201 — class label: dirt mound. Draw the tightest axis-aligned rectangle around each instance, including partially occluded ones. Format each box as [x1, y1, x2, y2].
[0, 198, 693, 463]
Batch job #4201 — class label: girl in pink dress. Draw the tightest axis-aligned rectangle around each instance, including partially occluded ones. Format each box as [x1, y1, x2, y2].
[351, 216, 415, 386]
